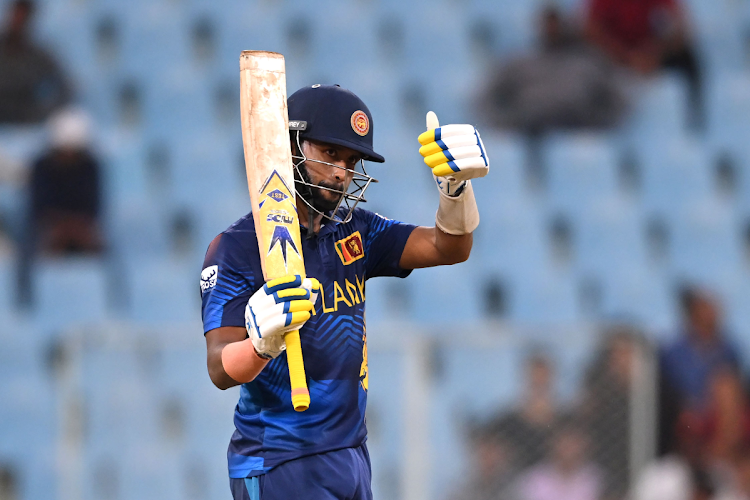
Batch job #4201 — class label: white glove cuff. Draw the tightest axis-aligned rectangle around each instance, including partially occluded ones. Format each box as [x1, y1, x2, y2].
[435, 180, 480, 235]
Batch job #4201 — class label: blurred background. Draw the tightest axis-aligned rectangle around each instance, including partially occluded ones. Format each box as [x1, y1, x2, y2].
[0, 0, 749, 499]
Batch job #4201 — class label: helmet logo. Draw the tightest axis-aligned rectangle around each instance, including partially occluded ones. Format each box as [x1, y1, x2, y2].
[351, 110, 369, 136]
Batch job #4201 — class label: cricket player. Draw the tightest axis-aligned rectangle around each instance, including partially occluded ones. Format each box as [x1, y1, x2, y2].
[201, 84, 489, 500]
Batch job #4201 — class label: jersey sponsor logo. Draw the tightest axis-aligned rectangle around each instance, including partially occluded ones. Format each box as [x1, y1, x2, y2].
[334, 232, 365, 265]
[200, 265, 218, 293]
[350, 110, 369, 136]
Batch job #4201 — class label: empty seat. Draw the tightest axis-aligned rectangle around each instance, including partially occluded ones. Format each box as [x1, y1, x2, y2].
[472, 131, 528, 201]
[639, 136, 714, 217]
[126, 257, 201, 323]
[624, 74, 689, 142]
[668, 198, 743, 286]
[407, 261, 483, 324]
[542, 132, 620, 214]
[574, 195, 648, 275]
[508, 265, 579, 325]
[33, 257, 109, 331]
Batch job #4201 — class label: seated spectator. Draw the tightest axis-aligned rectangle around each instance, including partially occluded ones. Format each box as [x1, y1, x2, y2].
[514, 419, 603, 500]
[489, 351, 560, 470]
[0, 0, 71, 124]
[584, 0, 703, 130]
[678, 365, 750, 467]
[479, 6, 627, 135]
[29, 107, 103, 255]
[579, 326, 646, 500]
[659, 287, 742, 455]
[445, 421, 518, 500]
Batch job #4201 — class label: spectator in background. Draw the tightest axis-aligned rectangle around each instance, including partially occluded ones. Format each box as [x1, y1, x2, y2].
[659, 287, 743, 455]
[584, 0, 703, 130]
[446, 421, 518, 500]
[29, 107, 103, 255]
[479, 6, 627, 135]
[514, 419, 603, 500]
[489, 352, 560, 471]
[0, 0, 71, 124]
[579, 326, 646, 500]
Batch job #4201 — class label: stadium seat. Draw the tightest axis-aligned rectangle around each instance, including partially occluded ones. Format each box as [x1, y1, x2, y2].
[574, 195, 648, 276]
[471, 131, 528, 201]
[33, 257, 110, 331]
[624, 74, 689, 143]
[599, 267, 676, 334]
[707, 72, 750, 154]
[508, 265, 580, 325]
[408, 261, 483, 324]
[541, 132, 620, 215]
[668, 197, 743, 287]
[126, 257, 201, 324]
[639, 136, 714, 218]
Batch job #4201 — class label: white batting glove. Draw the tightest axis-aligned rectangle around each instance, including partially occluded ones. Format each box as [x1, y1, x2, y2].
[418, 111, 489, 197]
[245, 274, 320, 359]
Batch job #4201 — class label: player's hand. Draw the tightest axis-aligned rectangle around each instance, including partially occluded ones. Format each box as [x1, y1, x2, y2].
[245, 275, 320, 359]
[418, 112, 489, 196]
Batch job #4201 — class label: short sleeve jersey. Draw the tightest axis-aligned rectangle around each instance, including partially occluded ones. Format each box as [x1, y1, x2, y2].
[200, 207, 416, 478]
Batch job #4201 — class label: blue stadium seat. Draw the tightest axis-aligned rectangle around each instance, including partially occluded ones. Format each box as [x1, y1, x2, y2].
[624, 74, 689, 143]
[541, 132, 619, 214]
[639, 136, 713, 218]
[472, 131, 527, 200]
[707, 73, 750, 154]
[472, 196, 548, 278]
[508, 265, 579, 324]
[0, 374, 56, 500]
[574, 195, 648, 276]
[599, 266, 676, 334]
[33, 257, 109, 331]
[126, 257, 200, 324]
[668, 198, 743, 287]
[408, 261, 483, 324]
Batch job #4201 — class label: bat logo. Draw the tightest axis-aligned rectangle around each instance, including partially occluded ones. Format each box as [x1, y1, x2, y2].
[266, 189, 288, 202]
[266, 213, 293, 224]
[268, 225, 300, 268]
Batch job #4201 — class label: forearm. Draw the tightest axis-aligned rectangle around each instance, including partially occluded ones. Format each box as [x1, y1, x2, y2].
[206, 328, 269, 389]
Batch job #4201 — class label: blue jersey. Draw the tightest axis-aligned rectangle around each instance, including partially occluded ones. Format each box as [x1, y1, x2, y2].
[200, 207, 416, 479]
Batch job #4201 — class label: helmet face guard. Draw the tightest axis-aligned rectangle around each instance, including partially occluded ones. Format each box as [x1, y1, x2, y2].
[291, 131, 377, 224]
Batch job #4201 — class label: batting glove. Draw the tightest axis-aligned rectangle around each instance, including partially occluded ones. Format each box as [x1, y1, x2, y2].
[245, 274, 320, 359]
[418, 112, 489, 197]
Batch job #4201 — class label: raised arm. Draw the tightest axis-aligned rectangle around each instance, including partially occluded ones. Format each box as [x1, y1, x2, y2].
[400, 112, 488, 270]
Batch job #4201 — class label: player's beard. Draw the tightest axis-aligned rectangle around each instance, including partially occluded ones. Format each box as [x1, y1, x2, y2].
[296, 163, 345, 214]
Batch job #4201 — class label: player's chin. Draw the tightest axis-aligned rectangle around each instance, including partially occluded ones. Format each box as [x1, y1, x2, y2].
[312, 190, 343, 212]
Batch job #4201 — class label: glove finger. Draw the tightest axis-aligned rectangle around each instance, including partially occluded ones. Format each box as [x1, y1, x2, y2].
[263, 310, 311, 334]
[418, 124, 476, 145]
[283, 299, 314, 314]
[419, 134, 478, 157]
[433, 157, 489, 178]
[423, 145, 484, 168]
[264, 274, 303, 294]
[273, 287, 311, 302]
[301, 277, 321, 292]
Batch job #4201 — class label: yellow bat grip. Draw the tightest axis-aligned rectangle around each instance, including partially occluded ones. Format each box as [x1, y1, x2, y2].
[285, 329, 309, 411]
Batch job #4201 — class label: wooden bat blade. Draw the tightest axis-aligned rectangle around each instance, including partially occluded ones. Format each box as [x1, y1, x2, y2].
[240, 50, 309, 412]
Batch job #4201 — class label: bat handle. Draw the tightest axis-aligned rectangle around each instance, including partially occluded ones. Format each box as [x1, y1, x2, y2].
[285, 330, 309, 411]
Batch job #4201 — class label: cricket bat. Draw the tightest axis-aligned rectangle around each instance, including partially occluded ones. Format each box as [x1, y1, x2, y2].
[239, 51, 310, 412]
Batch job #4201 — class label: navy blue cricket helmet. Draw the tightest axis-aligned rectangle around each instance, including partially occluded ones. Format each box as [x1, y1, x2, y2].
[287, 84, 385, 163]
